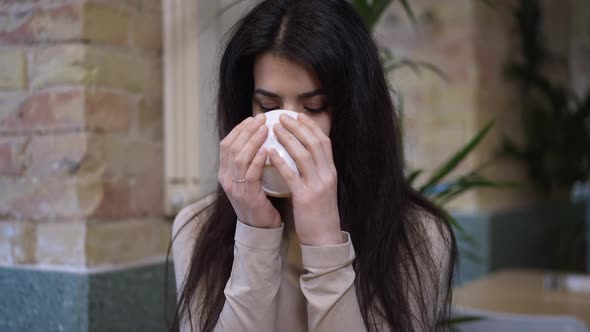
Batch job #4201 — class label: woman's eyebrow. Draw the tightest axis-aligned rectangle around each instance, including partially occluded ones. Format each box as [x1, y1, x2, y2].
[298, 89, 325, 98]
[254, 89, 281, 98]
[254, 88, 325, 99]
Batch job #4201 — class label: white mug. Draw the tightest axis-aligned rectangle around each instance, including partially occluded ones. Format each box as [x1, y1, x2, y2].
[260, 109, 300, 197]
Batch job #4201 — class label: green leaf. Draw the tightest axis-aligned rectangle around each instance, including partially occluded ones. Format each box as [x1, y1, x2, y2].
[443, 211, 464, 234]
[353, 0, 416, 30]
[407, 169, 423, 186]
[384, 58, 449, 81]
[439, 315, 485, 327]
[459, 233, 479, 249]
[440, 209, 482, 264]
[429, 175, 499, 200]
[459, 246, 483, 263]
[351, 0, 374, 29]
[352, 0, 396, 32]
[434, 175, 520, 206]
[380, 48, 394, 62]
[371, 0, 393, 23]
[419, 122, 495, 193]
[399, 0, 417, 23]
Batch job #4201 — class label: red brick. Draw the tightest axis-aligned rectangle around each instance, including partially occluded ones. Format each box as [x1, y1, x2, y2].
[0, 89, 84, 132]
[31, 44, 159, 95]
[0, 49, 27, 90]
[0, 132, 112, 180]
[1, 175, 103, 221]
[0, 136, 27, 176]
[136, 99, 162, 140]
[0, 89, 131, 133]
[0, 140, 14, 175]
[92, 176, 163, 219]
[89, 136, 163, 219]
[18, 132, 88, 178]
[92, 181, 131, 219]
[86, 91, 131, 132]
[131, 152, 163, 216]
[0, 3, 82, 44]
[82, 2, 131, 47]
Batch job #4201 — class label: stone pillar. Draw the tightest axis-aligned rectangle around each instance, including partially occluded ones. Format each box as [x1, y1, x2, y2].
[0, 1, 172, 331]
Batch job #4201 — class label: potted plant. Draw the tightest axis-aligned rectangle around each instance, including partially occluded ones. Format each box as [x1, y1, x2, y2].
[502, 0, 590, 272]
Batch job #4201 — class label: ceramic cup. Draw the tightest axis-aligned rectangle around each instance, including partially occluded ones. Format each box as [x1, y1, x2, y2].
[260, 109, 300, 197]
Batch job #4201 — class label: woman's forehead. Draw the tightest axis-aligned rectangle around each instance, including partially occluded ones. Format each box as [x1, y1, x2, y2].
[253, 53, 322, 96]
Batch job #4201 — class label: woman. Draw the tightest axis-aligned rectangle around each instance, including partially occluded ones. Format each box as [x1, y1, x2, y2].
[171, 0, 456, 331]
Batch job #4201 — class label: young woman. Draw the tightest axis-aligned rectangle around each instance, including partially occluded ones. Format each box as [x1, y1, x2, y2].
[171, 1, 457, 331]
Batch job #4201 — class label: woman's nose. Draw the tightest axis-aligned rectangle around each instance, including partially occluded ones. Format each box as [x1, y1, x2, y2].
[283, 102, 301, 113]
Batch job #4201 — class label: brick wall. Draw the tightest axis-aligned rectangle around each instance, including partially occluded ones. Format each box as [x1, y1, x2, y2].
[376, 0, 571, 212]
[0, 0, 167, 268]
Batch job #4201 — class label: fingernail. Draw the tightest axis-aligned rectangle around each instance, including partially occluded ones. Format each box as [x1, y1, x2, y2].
[256, 113, 265, 122]
[274, 124, 283, 132]
[258, 125, 265, 133]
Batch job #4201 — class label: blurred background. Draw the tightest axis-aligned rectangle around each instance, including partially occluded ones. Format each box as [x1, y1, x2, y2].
[0, 0, 588, 331]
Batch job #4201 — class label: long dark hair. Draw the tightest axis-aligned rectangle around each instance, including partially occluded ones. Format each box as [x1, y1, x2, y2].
[170, 0, 457, 331]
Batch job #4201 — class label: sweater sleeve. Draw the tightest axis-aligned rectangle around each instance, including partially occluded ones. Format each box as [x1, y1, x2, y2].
[299, 232, 368, 332]
[172, 198, 284, 332]
[216, 220, 284, 331]
[298, 211, 452, 332]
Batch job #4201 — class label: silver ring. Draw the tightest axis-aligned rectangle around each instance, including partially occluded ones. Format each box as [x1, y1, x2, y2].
[232, 175, 247, 183]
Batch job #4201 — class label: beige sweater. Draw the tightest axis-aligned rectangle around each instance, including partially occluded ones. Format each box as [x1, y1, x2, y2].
[172, 194, 450, 332]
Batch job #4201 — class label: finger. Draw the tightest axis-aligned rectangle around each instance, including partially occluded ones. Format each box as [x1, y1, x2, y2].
[234, 124, 268, 179]
[273, 122, 319, 182]
[297, 113, 334, 165]
[230, 113, 266, 179]
[245, 148, 268, 185]
[268, 148, 300, 190]
[219, 117, 251, 174]
[279, 114, 330, 170]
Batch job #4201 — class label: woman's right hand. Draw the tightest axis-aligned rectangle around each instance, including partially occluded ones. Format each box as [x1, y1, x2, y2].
[218, 113, 282, 229]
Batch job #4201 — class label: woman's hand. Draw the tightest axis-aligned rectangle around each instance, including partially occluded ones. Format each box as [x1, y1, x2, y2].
[219, 113, 282, 229]
[269, 113, 343, 246]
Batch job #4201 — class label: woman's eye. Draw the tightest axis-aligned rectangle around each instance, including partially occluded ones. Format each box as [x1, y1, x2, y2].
[304, 105, 328, 114]
[259, 104, 279, 112]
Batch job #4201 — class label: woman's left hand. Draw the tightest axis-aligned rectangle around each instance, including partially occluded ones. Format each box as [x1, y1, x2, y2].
[269, 113, 344, 246]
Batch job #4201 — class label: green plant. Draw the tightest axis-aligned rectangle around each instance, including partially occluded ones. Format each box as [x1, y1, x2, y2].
[350, 0, 415, 30]
[354, 0, 509, 328]
[503, 0, 590, 194]
[354, 0, 511, 250]
[408, 122, 514, 257]
[501, 0, 589, 273]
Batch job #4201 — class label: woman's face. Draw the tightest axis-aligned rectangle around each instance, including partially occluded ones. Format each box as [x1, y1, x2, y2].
[252, 53, 332, 135]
